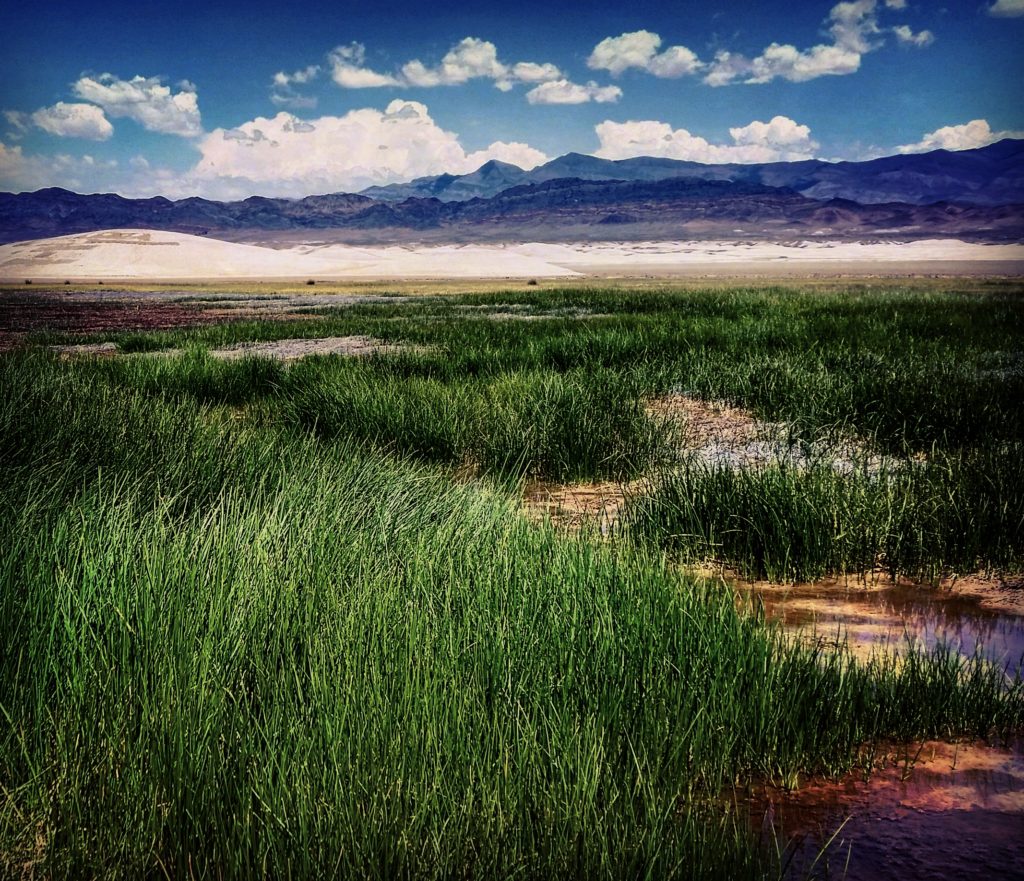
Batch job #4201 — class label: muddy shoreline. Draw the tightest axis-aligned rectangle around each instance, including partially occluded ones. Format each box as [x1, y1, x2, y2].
[745, 738, 1024, 880]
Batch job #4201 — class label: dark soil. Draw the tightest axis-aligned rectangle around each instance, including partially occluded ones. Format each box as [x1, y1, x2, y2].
[0, 290, 284, 349]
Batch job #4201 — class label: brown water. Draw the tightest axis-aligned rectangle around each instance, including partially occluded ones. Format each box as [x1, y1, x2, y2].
[725, 573, 1024, 878]
[732, 573, 1024, 671]
[522, 468, 1024, 876]
[747, 740, 1024, 880]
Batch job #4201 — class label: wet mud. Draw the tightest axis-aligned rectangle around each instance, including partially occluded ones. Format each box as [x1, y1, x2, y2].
[732, 573, 1024, 669]
[0, 288, 407, 349]
[725, 574, 1024, 879]
[522, 479, 639, 533]
[747, 739, 1024, 880]
[520, 394, 896, 532]
[0, 290, 234, 348]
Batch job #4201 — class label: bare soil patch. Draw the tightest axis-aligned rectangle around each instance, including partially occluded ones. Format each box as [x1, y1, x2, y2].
[522, 394, 889, 534]
[0, 288, 413, 351]
[646, 392, 765, 449]
[0, 290, 236, 349]
[48, 341, 119, 359]
[648, 392, 901, 474]
[522, 479, 641, 534]
[207, 335, 422, 361]
[521, 396, 767, 533]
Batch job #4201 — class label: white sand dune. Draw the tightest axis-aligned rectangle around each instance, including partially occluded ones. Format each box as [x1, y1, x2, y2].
[511, 239, 1024, 266]
[0, 230, 581, 280]
[304, 242, 583, 278]
[2, 229, 1022, 281]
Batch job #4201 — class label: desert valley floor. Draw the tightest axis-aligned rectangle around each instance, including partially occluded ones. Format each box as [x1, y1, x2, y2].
[2, 229, 1024, 283]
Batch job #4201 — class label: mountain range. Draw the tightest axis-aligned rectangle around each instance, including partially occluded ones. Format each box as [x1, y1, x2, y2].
[1, 140, 1021, 244]
[362, 139, 1024, 206]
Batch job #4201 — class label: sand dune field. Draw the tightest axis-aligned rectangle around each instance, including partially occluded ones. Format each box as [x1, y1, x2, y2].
[2, 229, 1023, 282]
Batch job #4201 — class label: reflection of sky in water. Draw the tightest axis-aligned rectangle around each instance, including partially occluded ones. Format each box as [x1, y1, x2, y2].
[753, 739, 1024, 881]
[730, 578, 1024, 879]
[736, 578, 1024, 671]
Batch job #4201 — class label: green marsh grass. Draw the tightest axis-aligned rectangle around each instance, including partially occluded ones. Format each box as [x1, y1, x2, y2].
[36, 285, 1024, 457]
[1, 353, 1021, 879]
[3, 283, 1023, 877]
[57, 283, 1024, 580]
[623, 445, 1024, 582]
[283, 359, 662, 479]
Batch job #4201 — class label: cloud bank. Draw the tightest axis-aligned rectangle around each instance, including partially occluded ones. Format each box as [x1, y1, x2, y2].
[190, 101, 549, 198]
[277, 37, 616, 105]
[896, 119, 1024, 153]
[1, 99, 549, 199]
[0, 141, 122, 193]
[72, 74, 202, 137]
[325, 37, 570, 95]
[588, 2, 936, 89]
[594, 115, 819, 163]
[988, 0, 1024, 17]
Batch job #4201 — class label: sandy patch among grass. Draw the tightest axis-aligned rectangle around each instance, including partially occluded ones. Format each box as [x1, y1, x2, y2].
[46, 334, 429, 362]
[207, 335, 419, 361]
[520, 396, 787, 532]
[47, 341, 119, 359]
[522, 479, 640, 534]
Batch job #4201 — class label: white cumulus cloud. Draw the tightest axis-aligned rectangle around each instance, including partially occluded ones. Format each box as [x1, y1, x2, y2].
[828, 0, 883, 54]
[706, 43, 863, 86]
[525, 80, 622, 105]
[465, 141, 549, 170]
[594, 115, 819, 163]
[271, 65, 321, 108]
[508, 62, 563, 84]
[1, 99, 551, 199]
[0, 141, 122, 193]
[588, 30, 702, 78]
[703, 0, 932, 86]
[190, 101, 549, 198]
[402, 37, 508, 87]
[274, 66, 319, 86]
[329, 44, 402, 88]
[989, 0, 1024, 16]
[30, 102, 114, 140]
[892, 25, 934, 47]
[896, 119, 1024, 153]
[72, 74, 202, 137]
[729, 116, 816, 150]
[647, 45, 704, 78]
[319, 37, 564, 97]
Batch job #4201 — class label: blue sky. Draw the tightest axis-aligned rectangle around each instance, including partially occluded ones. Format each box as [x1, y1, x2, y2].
[1, 0, 1021, 198]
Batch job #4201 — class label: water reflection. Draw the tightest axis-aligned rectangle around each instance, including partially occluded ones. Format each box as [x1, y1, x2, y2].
[733, 574, 1024, 670]
[747, 740, 1024, 881]
[724, 574, 1024, 878]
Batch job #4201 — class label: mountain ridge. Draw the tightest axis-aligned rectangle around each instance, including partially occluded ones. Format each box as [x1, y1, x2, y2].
[1, 140, 1022, 244]
[360, 140, 1024, 207]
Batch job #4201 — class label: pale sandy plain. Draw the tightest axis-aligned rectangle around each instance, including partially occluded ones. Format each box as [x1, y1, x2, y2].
[2, 229, 1024, 282]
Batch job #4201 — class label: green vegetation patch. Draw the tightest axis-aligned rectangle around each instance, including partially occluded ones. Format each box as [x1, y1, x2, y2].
[2, 283, 1023, 878]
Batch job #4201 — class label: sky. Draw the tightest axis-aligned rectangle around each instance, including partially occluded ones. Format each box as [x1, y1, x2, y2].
[1, 0, 1022, 199]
